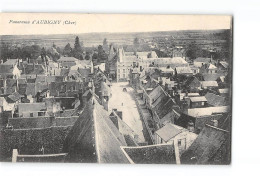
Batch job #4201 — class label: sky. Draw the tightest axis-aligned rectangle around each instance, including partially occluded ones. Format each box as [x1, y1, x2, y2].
[0, 13, 232, 35]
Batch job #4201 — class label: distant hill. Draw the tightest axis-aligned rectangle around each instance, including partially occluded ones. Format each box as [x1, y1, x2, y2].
[0, 29, 230, 48]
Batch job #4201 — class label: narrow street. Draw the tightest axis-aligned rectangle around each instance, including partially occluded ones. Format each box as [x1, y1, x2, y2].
[109, 82, 145, 143]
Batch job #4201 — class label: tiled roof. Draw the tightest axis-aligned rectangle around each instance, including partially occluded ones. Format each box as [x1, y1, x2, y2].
[205, 93, 226, 107]
[18, 102, 46, 113]
[219, 61, 228, 69]
[121, 144, 176, 164]
[155, 123, 182, 142]
[0, 65, 14, 74]
[200, 81, 218, 88]
[2, 59, 18, 65]
[58, 57, 78, 62]
[189, 96, 207, 102]
[175, 67, 192, 74]
[194, 57, 211, 63]
[202, 74, 222, 81]
[63, 95, 129, 163]
[218, 88, 229, 94]
[181, 124, 230, 164]
[186, 106, 230, 117]
[207, 64, 217, 69]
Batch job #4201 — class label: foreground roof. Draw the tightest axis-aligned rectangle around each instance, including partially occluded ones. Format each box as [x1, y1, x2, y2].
[63, 93, 129, 163]
[121, 144, 176, 164]
[181, 124, 230, 164]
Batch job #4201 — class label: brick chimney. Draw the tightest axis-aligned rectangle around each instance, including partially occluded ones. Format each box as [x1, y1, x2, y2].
[187, 121, 195, 132]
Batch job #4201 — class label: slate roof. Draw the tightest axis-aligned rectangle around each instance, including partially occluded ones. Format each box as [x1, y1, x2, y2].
[207, 64, 217, 69]
[218, 88, 229, 94]
[175, 67, 192, 74]
[194, 57, 211, 63]
[201, 81, 218, 88]
[189, 96, 207, 102]
[184, 76, 201, 86]
[219, 61, 228, 69]
[181, 124, 230, 164]
[7, 92, 21, 102]
[23, 64, 45, 75]
[2, 59, 18, 65]
[63, 94, 129, 163]
[186, 106, 230, 117]
[18, 102, 46, 113]
[155, 123, 182, 142]
[121, 144, 176, 164]
[58, 57, 78, 62]
[205, 93, 226, 107]
[0, 65, 14, 74]
[101, 81, 111, 97]
[155, 97, 177, 119]
[202, 73, 223, 81]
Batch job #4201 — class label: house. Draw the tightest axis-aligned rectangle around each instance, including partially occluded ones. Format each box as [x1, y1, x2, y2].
[218, 88, 229, 97]
[18, 102, 47, 118]
[171, 47, 186, 58]
[200, 63, 218, 74]
[193, 57, 211, 67]
[175, 67, 193, 76]
[0, 79, 18, 95]
[21, 63, 46, 76]
[117, 48, 139, 82]
[185, 96, 207, 109]
[218, 61, 229, 71]
[154, 123, 197, 154]
[181, 124, 230, 164]
[176, 106, 230, 133]
[205, 92, 226, 107]
[190, 65, 200, 75]
[184, 76, 201, 92]
[0, 59, 21, 79]
[200, 81, 218, 89]
[57, 57, 78, 68]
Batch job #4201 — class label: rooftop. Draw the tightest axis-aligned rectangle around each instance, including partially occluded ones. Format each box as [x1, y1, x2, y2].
[181, 124, 230, 164]
[205, 93, 226, 107]
[58, 57, 78, 62]
[189, 96, 207, 102]
[155, 123, 183, 142]
[121, 144, 176, 164]
[63, 93, 129, 163]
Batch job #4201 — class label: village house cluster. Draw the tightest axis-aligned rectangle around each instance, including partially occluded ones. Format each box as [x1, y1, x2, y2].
[0, 36, 231, 164]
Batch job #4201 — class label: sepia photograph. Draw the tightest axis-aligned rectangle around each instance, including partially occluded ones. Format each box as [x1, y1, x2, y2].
[0, 13, 232, 164]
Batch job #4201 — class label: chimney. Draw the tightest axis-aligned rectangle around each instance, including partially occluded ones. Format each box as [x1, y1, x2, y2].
[211, 119, 218, 127]
[187, 121, 195, 132]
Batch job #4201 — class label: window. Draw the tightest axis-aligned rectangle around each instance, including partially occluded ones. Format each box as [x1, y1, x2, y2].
[118, 69, 120, 73]
[123, 74, 125, 78]
[30, 113, 33, 117]
[178, 139, 181, 147]
[123, 69, 126, 73]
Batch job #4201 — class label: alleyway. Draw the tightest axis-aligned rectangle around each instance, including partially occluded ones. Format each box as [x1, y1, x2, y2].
[109, 82, 145, 143]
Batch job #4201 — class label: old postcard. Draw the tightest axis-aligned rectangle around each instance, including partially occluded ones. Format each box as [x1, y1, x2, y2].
[0, 13, 232, 164]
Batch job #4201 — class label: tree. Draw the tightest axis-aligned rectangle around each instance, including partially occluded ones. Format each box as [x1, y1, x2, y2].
[97, 45, 108, 61]
[74, 36, 82, 52]
[103, 38, 108, 46]
[63, 43, 72, 56]
[133, 37, 139, 45]
[73, 36, 83, 59]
